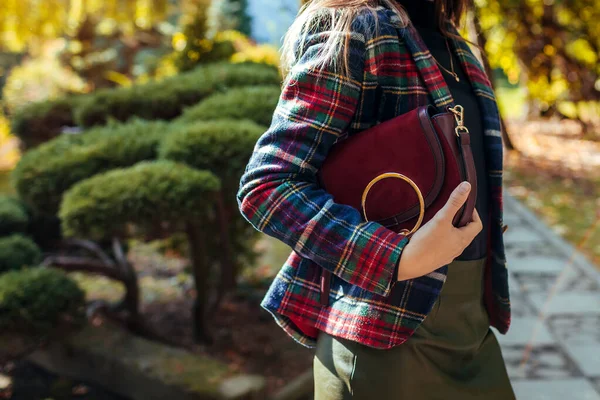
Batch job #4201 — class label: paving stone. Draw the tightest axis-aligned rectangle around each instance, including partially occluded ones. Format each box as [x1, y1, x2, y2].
[507, 243, 562, 260]
[501, 194, 600, 398]
[508, 271, 521, 294]
[508, 255, 572, 274]
[514, 266, 600, 294]
[528, 292, 600, 315]
[548, 315, 600, 345]
[503, 224, 546, 247]
[500, 345, 580, 380]
[509, 291, 538, 317]
[512, 379, 600, 400]
[546, 315, 600, 377]
[562, 344, 600, 377]
[502, 211, 523, 226]
[591, 378, 600, 396]
[496, 317, 555, 347]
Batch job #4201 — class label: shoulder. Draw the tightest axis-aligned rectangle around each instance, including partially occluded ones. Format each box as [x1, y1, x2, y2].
[301, 4, 403, 50]
[288, 4, 406, 82]
[352, 4, 404, 38]
[352, 5, 407, 75]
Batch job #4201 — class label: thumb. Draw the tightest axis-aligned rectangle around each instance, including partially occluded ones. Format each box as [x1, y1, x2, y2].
[439, 182, 471, 221]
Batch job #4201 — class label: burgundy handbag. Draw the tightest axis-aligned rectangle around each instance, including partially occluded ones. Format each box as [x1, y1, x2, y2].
[317, 104, 477, 306]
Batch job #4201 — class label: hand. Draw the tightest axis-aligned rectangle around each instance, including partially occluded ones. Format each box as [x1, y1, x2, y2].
[397, 181, 482, 281]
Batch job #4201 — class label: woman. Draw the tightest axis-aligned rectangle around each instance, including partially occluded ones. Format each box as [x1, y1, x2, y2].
[237, 0, 514, 398]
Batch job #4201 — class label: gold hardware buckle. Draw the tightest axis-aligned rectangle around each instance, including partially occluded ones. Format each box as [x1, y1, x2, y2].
[448, 105, 464, 125]
[448, 105, 469, 137]
[361, 173, 425, 236]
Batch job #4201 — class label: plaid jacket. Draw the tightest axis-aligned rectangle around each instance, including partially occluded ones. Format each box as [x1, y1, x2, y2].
[237, 4, 511, 349]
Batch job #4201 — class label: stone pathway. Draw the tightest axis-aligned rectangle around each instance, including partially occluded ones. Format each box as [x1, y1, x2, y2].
[496, 192, 600, 400]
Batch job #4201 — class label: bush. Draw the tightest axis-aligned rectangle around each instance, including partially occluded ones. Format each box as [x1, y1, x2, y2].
[12, 119, 169, 214]
[159, 120, 264, 276]
[0, 195, 61, 251]
[177, 85, 280, 127]
[159, 119, 264, 188]
[0, 234, 42, 274]
[0, 196, 29, 236]
[60, 161, 221, 240]
[74, 62, 280, 128]
[0, 268, 85, 336]
[10, 96, 83, 150]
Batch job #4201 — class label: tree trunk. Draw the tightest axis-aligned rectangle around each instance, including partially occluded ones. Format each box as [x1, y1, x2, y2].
[112, 238, 141, 328]
[44, 248, 140, 330]
[208, 191, 236, 317]
[186, 221, 213, 344]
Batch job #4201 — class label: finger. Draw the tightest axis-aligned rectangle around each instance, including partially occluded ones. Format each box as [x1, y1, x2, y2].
[457, 209, 482, 237]
[457, 221, 480, 238]
[471, 208, 481, 225]
[437, 182, 471, 221]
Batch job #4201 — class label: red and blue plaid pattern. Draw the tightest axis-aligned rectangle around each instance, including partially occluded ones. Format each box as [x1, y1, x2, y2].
[237, 4, 510, 349]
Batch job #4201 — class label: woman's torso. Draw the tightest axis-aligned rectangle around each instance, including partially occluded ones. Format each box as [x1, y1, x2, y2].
[395, 0, 491, 260]
[258, 2, 511, 350]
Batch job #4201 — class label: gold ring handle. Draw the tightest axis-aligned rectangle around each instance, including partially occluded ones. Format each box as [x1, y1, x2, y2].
[361, 173, 425, 236]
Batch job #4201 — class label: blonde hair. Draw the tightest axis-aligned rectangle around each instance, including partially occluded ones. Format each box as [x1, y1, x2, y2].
[280, 0, 408, 82]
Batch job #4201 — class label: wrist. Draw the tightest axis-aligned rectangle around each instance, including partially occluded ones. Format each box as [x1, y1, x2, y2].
[396, 237, 435, 281]
[397, 238, 415, 281]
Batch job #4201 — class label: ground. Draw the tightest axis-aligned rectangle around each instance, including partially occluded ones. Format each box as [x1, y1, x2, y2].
[497, 193, 600, 399]
[0, 361, 129, 400]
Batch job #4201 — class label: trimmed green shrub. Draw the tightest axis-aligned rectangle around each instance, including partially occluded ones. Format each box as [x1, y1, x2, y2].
[0, 196, 60, 251]
[177, 85, 280, 126]
[10, 96, 83, 149]
[159, 119, 265, 284]
[0, 196, 29, 236]
[159, 119, 264, 188]
[0, 234, 42, 274]
[74, 62, 280, 128]
[60, 161, 221, 240]
[0, 268, 85, 336]
[12, 119, 169, 214]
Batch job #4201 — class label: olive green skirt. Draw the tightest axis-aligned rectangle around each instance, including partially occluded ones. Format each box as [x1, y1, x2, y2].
[313, 257, 515, 400]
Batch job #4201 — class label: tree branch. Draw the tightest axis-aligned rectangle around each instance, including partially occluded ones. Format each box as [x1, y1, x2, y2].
[43, 256, 124, 281]
[61, 238, 115, 267]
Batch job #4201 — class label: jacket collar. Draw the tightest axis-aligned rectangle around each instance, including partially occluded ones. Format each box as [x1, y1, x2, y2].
[377, 5, 497, 108]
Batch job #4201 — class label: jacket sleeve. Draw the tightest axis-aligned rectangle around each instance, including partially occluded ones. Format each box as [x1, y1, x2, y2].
[237, 17, 409, 298]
